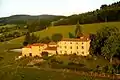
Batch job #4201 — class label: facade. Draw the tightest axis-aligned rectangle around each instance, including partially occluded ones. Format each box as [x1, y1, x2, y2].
[22, 43, 47, 57]
[21, 35, 91, 57]
[48, 42, 57, 47]
[22, 45, 31, 57]
[31, 43, 47, 57]
[57, 36, 90, 56]
[43, 47, 57, 56]
[43, 42, 57, 56]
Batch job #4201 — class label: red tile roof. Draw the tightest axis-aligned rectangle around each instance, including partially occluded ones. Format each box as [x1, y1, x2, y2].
[24, 43, 46, 48]
[49, 42, 56, 45]
[32, 43, 46, 46]
[44, 47, 57, 51]
[61, 34, 90, 42]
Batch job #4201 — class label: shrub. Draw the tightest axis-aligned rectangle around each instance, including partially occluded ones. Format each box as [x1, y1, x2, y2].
[51, 33, 63, 42]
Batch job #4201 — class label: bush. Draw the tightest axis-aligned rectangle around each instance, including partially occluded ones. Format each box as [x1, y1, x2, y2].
[34, 63, 41, 66]
[51, 33, 63, 42]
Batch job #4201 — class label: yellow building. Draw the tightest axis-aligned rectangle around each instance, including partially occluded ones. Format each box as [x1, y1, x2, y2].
[57, 35, 90, 56]
[22, 43, 47, 57]
[43, 47, 57, 56]
[43, 42, 57, 56]
[31, 43, 47, 57]
[48, 42, 57, 47]
[22, 35, 90, 57]
[22, 45, 32, 57]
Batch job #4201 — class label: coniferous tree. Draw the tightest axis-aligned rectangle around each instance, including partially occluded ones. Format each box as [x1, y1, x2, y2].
[75, 21, 83, 38]
[24, 32, 31, 44]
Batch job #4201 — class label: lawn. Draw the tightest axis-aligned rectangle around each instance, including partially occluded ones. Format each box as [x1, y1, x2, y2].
[0, 24, 17, 28]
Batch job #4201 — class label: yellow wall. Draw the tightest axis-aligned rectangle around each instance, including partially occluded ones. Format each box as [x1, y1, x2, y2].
[40, 45, 47, 53]
[22, 40, 90, 57]
[57, 40, 90, 56]
[31, 46, 40, 57]
[22, 44, 47, 57]
[22, 48, 31, 56]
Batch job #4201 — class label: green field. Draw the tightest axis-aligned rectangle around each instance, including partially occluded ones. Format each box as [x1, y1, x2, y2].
[7, 22, 120, 45]
[0, 24, 17, 28]
[0, 22, 120, 80]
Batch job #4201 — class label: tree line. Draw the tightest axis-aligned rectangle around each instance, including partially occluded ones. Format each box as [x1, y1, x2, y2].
[53, 1, 120, 26]
[23, 32, 63, 46]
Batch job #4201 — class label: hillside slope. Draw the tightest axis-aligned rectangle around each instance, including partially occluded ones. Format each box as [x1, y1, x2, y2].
[0, 14, 65, 24]
[6, 22, 120, 46]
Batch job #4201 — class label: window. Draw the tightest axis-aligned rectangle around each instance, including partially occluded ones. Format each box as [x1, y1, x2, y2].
[29, 53, 32, 56]
[70, 42, 72, 44]
[82, 52, 84, 54]
[65, 51, 67, 54]
[60, 51, 62, 53]
[76, 42, 78, 44]
[24, 55, 26, 57]
[82, 46, 84, 49]
[82, 42, 84, 44]
[65, 46, 67, 49]
[77, 46, 78, 49]
[65, 42, 66, 44]
[70, 46, 72, 49]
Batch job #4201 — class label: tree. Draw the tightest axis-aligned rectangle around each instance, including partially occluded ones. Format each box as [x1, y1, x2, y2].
[69, 32, 75, 38]
[40, 36, 51, 44]
[75, 21, 83, 38]
[101, 33, 120, 63]
[100, 4, 108, 9]
[23, 41, 28, 46]
[24, 32, 40, 44]
[90, 27, 119, 56]
[24, 32, 31, 44]
[51, 33, 63, 42]
[30, 33, 39, 44]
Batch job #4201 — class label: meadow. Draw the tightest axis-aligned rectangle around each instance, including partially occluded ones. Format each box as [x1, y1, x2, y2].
[6, 21, 120, 44]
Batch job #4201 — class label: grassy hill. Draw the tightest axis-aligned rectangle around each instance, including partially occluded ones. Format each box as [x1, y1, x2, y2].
[0, 22, 119, 80]
[7, 22, 120, 45]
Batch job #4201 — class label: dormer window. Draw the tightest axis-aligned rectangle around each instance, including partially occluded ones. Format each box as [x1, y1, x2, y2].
[80, 37, 84, 39]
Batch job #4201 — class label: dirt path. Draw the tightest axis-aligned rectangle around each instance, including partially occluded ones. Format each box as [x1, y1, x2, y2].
[10, 49, 22, 52]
